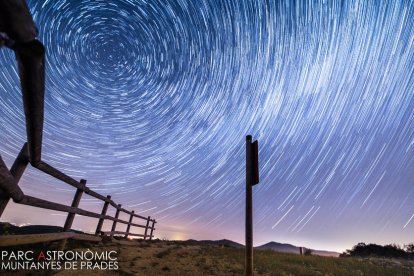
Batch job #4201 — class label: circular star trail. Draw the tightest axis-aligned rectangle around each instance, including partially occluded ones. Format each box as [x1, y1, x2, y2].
[1, 0, 414, 250]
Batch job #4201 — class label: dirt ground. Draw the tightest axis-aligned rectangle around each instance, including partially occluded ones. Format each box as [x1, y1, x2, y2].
[55, 239, 245, 276]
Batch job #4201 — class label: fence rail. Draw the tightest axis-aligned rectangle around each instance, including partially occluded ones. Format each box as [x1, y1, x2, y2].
[0, 143, 157, 247]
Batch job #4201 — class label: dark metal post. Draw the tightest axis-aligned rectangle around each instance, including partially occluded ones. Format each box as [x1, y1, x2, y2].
[63, 179, 86, 231]
[246, 135, 253, 276]
[110, 204, 121, 238]
[144, 216, 151, 240]
[149, 220, 156, 240]
[95, 195, 111, 235]
[124, 211, 134, 238]
[0, 143, 29, 216]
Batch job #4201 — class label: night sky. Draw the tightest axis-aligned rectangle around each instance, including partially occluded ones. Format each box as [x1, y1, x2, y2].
[1, 0, 414, 252]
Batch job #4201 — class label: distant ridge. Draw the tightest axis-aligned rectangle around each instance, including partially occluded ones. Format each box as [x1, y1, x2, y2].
[256, 241, 299, 254]
[184, 239, 339, 257]
[0, 222, 83, 235]
[185, 239, 244, 248]
[257, 241, 340, 257]
[1, 223, 340, 256]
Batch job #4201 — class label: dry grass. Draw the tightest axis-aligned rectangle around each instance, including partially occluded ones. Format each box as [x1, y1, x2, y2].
[2, 239, 414, 275]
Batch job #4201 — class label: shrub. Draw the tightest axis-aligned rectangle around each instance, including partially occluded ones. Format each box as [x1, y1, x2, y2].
[342, 242, 411, 258]
[405, 243, 414, 255]
[304, 248, 313, 256]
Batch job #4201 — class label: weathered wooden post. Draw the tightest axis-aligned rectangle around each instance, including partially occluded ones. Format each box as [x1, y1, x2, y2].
[110, 204, 121, 238]
[124, 211, 134, 238]
[95, 195, 111, 235]
[245, 135, 259, 276]
[0, 0, 38, 44]
[300, 247, 304, 255]
[63, 179, 86, 231]
[1, 1, 45, 165]
[58, 179, 86, 249]
[14, 40, 46, 166]
[149, 220, 156, 240]
[0, 143, 29, 217]
[144, 216, 151, 240]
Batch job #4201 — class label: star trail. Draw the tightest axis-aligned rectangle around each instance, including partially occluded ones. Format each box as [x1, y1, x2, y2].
[1, 0, 414, 252]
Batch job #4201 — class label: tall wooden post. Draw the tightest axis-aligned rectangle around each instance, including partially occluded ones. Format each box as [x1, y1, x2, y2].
[245, 135, 253, 276]
[110, 204, 121, 238]
[149, 220, 156, 240]
[0, 143, 29, 217]
[95, 195, 111, 235]
[124, 211, 134, 238]
[63, 179, 86, 231]
[245, 135, 259, 276]
[144, 216, 151, 240]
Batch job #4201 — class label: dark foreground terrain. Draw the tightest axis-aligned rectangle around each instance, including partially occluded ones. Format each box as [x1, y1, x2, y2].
[1, 238, 414, 275]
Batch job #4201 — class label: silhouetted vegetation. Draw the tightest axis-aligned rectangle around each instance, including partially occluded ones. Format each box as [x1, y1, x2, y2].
[405, 243, 414, 254]
[341, 242, 414, 259]
[304, 248, 313, 256]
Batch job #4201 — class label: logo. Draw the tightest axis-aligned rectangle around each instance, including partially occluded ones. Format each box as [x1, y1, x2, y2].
[1, 250, 118, 270]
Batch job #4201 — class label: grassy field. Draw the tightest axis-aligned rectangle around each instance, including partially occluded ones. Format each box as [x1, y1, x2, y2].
[2, 239, 414, 275]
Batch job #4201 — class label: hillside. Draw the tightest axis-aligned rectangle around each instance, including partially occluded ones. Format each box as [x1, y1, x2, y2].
[257, 241, 340, 257]
[0, 222, 84, 235]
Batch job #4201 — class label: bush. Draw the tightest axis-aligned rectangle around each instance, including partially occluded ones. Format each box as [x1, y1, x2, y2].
[342, 242, 413, 259]
[304, 248, 313, 256]
[405, 243, 414, 255]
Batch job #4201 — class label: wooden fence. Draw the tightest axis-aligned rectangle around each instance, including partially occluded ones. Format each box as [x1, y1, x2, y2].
[0, 143, 157, 247]
[0, 6, 156, 247]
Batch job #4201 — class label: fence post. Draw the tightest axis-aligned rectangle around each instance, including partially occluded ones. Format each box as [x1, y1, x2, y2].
[58, 179, 86, 250]
[15, 40, 46, 166]
[110, 204, 121, 238]
[245, 135, 259, 276]
[95, 195, 111, 235]
[0, 143, 29, 217]
[144, 216, 151, 240]
[245, 136, 253, 276]
[149, 220, 156, 240]
[63, 179, 86, 231]
[124, 211, 134, 239]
